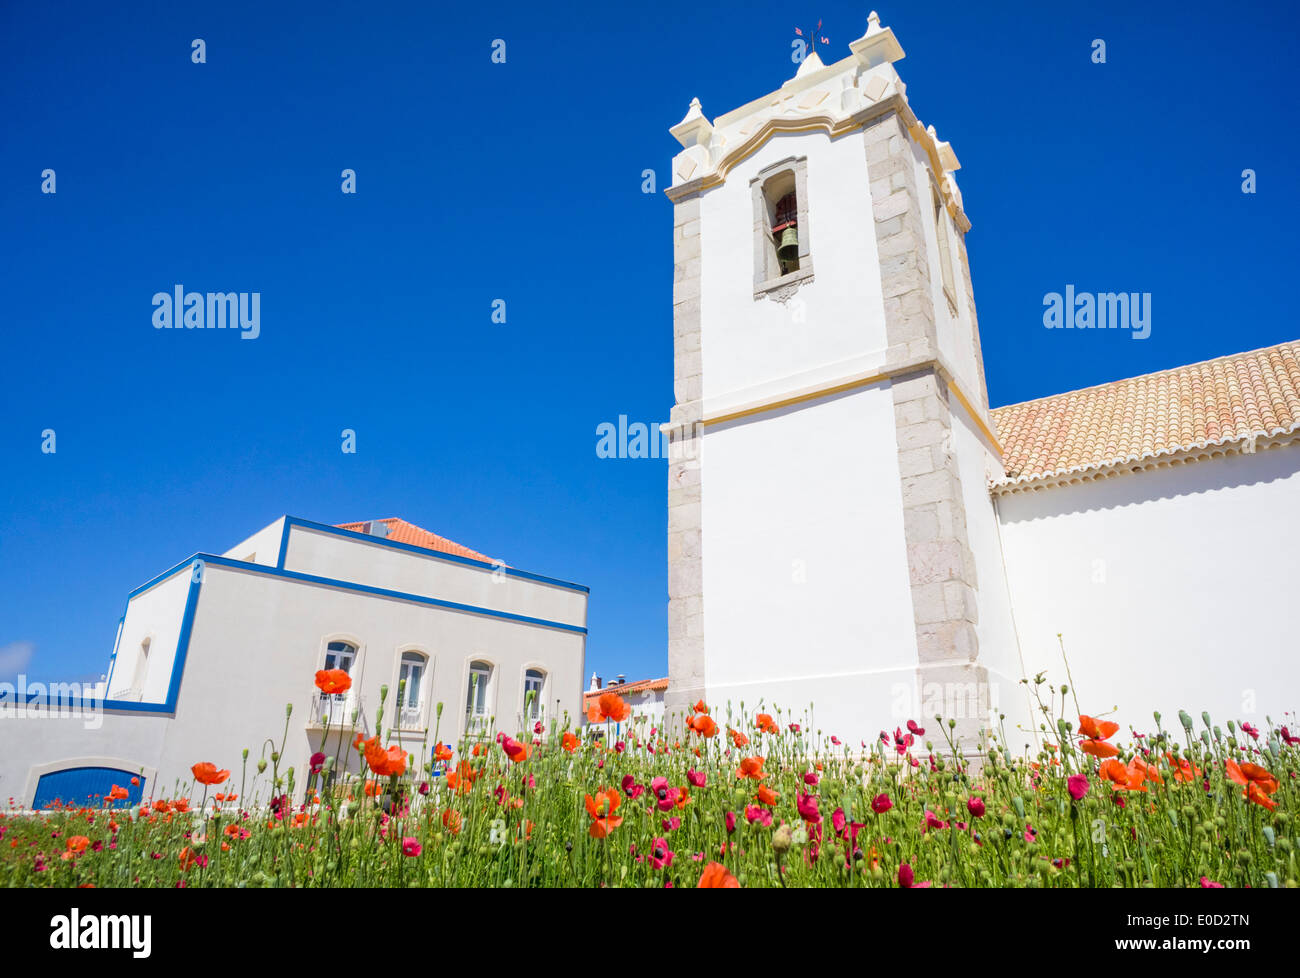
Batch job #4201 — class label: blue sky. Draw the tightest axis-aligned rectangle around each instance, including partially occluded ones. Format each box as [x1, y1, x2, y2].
[2, 1, 1297, 687]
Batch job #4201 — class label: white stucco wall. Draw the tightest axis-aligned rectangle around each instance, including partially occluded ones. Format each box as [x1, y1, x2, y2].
[107, 568, 192, 702]
[997, 446, 1300, 731]
[283, 523, 587, 629]
[701, 384, 921, 741]
[221, 517, 286, 567]
[950, 400, 1034, 735]
[699, 131, 888, 402]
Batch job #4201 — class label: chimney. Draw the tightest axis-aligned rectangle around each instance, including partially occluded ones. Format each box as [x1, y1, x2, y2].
[616, 674, 626, 686]
[363, 520, 389, 539]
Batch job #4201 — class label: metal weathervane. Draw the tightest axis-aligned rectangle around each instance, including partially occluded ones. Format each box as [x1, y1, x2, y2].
[794, 19, 830, 54]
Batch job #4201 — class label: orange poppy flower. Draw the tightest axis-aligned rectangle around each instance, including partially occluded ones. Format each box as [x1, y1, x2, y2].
[584, 788, 624, 838]
[676, 785, 691, 809]
[178, 847, 202, 871]
[1080, 739, 1120, 758]
[755, 713, 779, 736]
[1099, 757, 1148, 792]
[107, 784, 129, 801]
[152, 799, 171, 813]
[434, 743, 454, 762]
[561, 731, 580, 753]
[1164, 753, 1202, 784]
[352, 732, 367, 752]
[755, 784, 779, 806]
[191, 762, 230, 786]
[172, 797, 191, 813]
[729, 728, 750, 748]
[688, 714, 719, 738]
[445, 761, 478, 793]
[587, 692, 631, 724]
[736, 756, 767, 780]
[692, 699, 708, 714]
[1226, 759, 1279, 808]
[363, 780, 384, 797]
[363, 737, 408, 777]
[66, 835, 90, 854]
[1078, 715, 1120, 741]
[442, 809, 463, 834]
[697, 861, 740, 888]
[314, 668, 352, 695]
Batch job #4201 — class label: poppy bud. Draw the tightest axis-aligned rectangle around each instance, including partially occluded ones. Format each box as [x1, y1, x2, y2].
[772, 824, 792, 854]
[1201, 711, 1212, 729]
[241, 748, 249, 760]
[286, 703, 293, 718]
[1262, 827, 1276, 848]
[1178, 710, 1193, 731]
[270, 752, 280, 763]
[257, 759, 267, 774]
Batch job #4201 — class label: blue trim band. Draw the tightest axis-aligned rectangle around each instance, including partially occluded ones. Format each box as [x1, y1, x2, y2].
[276, 518, 291, 570]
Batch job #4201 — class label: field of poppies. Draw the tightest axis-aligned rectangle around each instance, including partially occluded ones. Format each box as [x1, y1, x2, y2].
[2, 670, 1297, 888]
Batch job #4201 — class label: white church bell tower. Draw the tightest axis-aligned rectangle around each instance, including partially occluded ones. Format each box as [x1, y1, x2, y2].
[664, 13, 1026, 749]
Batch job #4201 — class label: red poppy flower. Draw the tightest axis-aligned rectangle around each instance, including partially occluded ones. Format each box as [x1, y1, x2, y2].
[314, 669, 352, 695]
[191, 762, 230, 786]
[697, 861, 740, 888]
[587, 692, 631, 723]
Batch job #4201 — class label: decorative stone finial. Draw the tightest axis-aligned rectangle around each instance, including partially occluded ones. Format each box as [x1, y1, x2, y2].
[670, 97, 714, 149]
[850, 11, 905, 68]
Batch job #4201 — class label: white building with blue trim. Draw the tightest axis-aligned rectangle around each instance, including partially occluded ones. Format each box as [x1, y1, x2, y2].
[0, 516, 588, 809]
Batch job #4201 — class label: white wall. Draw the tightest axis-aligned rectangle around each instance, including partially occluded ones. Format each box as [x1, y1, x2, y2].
[998, 446, 1300, 730]
[699, 131, 889, 401]
[108, 568, 192, 702]
[950, 399, 1034, 735]
[284, 523, 587, 629]
[701, 384, 921, 741]
[221, 517, 286, 567]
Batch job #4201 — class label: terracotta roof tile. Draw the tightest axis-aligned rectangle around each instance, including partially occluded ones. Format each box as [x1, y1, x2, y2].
[991, 340, 1300, 488]
[583, 678, 670, 704]
[334, 518, 495, 563]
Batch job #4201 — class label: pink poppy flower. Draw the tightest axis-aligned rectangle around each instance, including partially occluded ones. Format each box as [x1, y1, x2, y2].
[687, 769, 706, 788]
[662, 816, 682, 832]
[621, 774, 645, 800]
[967, 796, 985, 818]
[401, 837, 422, 858]
[871, 793, 892, 814]
[796, 792, 822, 823]
[1199, 876, 1224, 888]
[725, 811, 736, 834]
[803, 771, 819, 786]
[907, 719, 925, 737]
[650, 777, 680, 811]
[744, 804, 773, 827]
[1067, 774, 1089, 801]
[648, 837, 674, 870]
[898, 863, 931, 888]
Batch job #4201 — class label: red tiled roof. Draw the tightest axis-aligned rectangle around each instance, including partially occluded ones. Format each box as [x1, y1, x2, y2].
[583, 677, 669, 705]
[991, 340, 1300, 488]
[335, 518, 495, 563]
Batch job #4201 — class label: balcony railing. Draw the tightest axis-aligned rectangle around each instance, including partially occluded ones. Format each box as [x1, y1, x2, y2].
[397, 705, 424, 730]
[311, 691, 366, 731]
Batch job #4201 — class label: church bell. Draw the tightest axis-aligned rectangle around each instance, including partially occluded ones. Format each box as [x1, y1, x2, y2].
[776, 224, 799, 264]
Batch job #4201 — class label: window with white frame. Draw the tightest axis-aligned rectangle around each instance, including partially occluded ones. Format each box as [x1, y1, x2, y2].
[523, 668, 545, 721]
[398, 651, 427, 726]
[466, 660, 492, 726]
